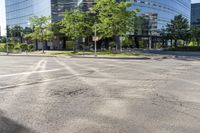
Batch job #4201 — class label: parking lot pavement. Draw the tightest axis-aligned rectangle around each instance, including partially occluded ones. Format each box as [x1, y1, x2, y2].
[0, 56, 200, 133]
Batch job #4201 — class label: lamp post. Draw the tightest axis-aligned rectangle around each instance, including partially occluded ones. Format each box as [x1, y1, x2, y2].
[94, 22, 97, 56]
[6, 29, 9, 55]
[6, 37, 8, 55]
[89, 8, 98, 56]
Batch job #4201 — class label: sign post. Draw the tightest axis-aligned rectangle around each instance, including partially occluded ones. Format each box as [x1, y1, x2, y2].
[94, 22, 97, 56]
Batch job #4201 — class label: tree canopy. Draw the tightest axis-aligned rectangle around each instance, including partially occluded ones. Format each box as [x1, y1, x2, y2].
[166, 15, 189, 47]
[28, 16, 53, 41]
[28, 16, 53, 53]
[59, 10, 93, 40]
[92, 0, 139, 39]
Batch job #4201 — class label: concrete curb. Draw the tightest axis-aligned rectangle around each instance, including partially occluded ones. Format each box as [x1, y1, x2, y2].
[70, 55, 151, 60]
[0, 53, 172, 60]
[0, 53, 56, 57]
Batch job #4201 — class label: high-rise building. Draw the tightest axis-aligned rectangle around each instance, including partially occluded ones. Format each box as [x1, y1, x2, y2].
[5, 0, 94, 27]
[128, 0, 191, 35]
[5, 0, 191, 49]
[6, 0, 191, 29]
[51, 0, 94, 22]
[191, 3, 200, 28]
[5, 0, 51, 27]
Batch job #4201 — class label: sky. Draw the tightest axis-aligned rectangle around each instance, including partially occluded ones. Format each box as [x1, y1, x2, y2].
[192, 0, 200, 3]
[0, 0, 6, 36]
[0, 0, 200, 36]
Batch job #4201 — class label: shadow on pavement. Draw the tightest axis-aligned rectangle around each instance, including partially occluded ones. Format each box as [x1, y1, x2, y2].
[135, 49, 200, 61]
[173, 56, 200, 61]
[0, 110, 35, 133]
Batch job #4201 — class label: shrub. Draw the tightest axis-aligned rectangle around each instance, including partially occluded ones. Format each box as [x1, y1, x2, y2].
[28, 45, 34, 52]
[168, 46, 200, 51]
[20, 44, 28, 52]
[14, 43, 21, 51]
[109, 41, 115, 47]
[139, 40, 145, 48]
[0, 43, 6, 52]
[122, 37, 132, 48]
[66, 41, 75, 50]
[7, 43, 15, 49]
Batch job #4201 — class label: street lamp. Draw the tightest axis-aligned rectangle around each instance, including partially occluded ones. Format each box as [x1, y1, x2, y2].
[6, 28, 9, 55]
[89, 8, 98, 56]
[94, 22, 97, 56]
[6, 36, 8, 55]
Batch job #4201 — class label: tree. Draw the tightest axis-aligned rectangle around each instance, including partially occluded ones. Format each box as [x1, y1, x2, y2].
[190, 19, 200, 46]
[59, 9, 93, 50]
[23, 27, 33, 43]
[0, 36, 6, 43]
[6, 25, 24, 43]
[28, 16, 53, 53]
[183, 30, 192, 46]
[12, 25, 23, 42]
[92, 0, 138, 50]
[190, 27, 200, 46]
[166, 15, 189, 47]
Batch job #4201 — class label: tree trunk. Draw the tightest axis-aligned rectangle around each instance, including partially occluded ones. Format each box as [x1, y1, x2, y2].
[42, 42, 45, 54]
[114, 36, 120, 52]
[75, 38, 79, 52]
[63, 37, 66, 50]
[171, 39, 173, 48]
[174, 39, 177, 48]
[45, 40, 48, 50]
[35, 40, 38, 50]
[135, 37, 139, 48]
[162, 39, 165, 48]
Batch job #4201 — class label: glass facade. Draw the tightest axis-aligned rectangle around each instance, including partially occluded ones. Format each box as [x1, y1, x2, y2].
[6, 0, 190, 31]
[128, 0, 191, 32]
[6, 0, 34, 27]
[5, 0, 94, 27]
[6, 0, 51, 27]
[191, 3, 200, 27]
[51, 0, 94, 22]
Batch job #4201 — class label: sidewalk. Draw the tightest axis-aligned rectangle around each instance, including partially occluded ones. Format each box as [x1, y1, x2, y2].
[0, 51, 176, 60]
[70, 54, 152, 60]
[134, 49, 200, 57]
[0, 52, 56, 57]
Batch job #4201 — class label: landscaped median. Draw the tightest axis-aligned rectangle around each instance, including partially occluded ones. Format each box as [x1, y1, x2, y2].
[43, 51, 151, 60]
[0, 43, 6, 52]
[167, 46, 200, 51]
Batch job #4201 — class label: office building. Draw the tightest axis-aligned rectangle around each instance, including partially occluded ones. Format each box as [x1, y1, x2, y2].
[128, 0, 191, 35]
[191, 3, 200, 28]
[5, 0, 191, 49]
[5, 0, 94, 27]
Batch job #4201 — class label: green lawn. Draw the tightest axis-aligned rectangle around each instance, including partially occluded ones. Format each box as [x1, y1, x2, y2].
[0, 43, 6, 46]
[95, 51, 143, 56]
[46, 51, 143, 56]
[0, 43, 6, 52]
[46, 51, 77, 55]
[167, 46, 200, 51]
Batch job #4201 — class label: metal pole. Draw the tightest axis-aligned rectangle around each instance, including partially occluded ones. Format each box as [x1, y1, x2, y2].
[94, 22, 97, 56]
[6, 35, 8, 55]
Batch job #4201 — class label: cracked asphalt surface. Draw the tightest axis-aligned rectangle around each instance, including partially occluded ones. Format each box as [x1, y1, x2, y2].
[0, 55, 200, 133]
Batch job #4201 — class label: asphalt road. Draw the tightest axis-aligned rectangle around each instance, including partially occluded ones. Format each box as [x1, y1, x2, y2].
[0, 55, 200, 133]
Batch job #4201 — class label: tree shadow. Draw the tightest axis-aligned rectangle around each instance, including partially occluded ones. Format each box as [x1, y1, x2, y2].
[0, 110, 35, 133]
[169, 55, 200, 61]
[135, 49, 200, 61]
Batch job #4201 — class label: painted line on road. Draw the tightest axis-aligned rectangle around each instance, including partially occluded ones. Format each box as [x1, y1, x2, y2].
[0, 71, 94, 90]
[0, 68, 64, 78]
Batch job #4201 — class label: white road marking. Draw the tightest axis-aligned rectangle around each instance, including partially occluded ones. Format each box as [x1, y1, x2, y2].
[0, 68, 63, 78]
[0, 72, 92, 89]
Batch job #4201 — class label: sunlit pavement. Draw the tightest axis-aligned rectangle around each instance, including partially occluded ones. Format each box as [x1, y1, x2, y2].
[0, 56, 200, 133]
